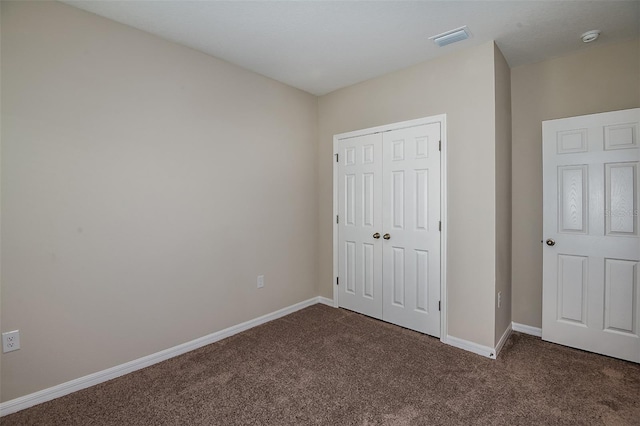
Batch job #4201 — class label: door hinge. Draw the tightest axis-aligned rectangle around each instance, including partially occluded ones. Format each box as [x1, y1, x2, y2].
[336, 215, 339, 224]
[336, 277, 339, 285]
[439, 221, 441, 231]
[335, 153, 339, 162]
[439, 140, 441, 151]
[438, 301, 441, 311]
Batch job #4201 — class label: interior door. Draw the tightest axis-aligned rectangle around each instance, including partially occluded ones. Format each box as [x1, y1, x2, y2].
[382, 124, 441, 336]
[542, 108, 640, 363]
[337, 133, 383, 319]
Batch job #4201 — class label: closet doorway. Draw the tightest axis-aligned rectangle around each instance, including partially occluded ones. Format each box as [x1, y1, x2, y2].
[332, 115, 447, 337]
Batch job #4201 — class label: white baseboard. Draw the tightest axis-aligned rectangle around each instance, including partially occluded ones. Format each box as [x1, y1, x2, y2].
[326, 297, 503, 360]
[445, 325, 512, 360]
[512, 322, 542, 337]
[0, 298, 536, 417]
[0, 296, 325, 417]
[494, 324, 512, 357]
[444, 335, 497, 359]
[317, 296, 334, 306]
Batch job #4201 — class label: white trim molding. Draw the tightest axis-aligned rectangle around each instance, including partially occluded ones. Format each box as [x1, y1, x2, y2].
[438, 114, 448, 344]
[317, 297, 334, 306]
[0, 297, 326, 417]
[494, 324, 513, 357]
[1, 298, 534, 417]
[444, 335, 497, 359]
[444, 324, 512, 360]
[512, 322, 542, 337]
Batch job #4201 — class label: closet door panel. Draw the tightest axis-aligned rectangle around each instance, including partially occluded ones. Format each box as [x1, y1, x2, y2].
[382, 123, 441, 337]
[337, 133, 383, 318]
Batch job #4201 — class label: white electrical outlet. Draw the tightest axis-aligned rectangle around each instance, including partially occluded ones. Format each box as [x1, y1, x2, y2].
[2, 330, 21, 353]
[497, 291, 502, 309]
[257, 275, 264, 289]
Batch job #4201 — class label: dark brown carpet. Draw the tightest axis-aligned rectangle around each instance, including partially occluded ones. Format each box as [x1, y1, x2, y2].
[2, 304, 639, 425]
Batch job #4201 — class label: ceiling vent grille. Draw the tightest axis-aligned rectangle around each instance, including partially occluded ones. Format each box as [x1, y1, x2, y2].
[429, 26, 470, 47]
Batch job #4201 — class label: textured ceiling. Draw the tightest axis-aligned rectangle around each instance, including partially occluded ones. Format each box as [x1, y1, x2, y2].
[62, 1, 640, 95]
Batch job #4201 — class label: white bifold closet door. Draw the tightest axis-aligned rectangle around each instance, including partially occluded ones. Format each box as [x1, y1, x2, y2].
[337, 132, 383, 319]
[338, 123, 441, 337]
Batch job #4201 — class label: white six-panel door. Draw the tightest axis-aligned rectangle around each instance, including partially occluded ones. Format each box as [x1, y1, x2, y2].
[542, 108, 640, 363]
[338, 133, 383, 318]
[382, 124, 441, 335]
[337, 120, 442, 337]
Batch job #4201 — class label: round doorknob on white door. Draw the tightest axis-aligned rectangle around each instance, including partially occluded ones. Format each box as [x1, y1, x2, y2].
[546, 239, 555, 246]
[373, 233, 380, 239]
[383, 233, 391, 240]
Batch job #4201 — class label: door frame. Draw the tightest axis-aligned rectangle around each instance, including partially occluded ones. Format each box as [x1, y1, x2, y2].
[332, 114, 448, 341]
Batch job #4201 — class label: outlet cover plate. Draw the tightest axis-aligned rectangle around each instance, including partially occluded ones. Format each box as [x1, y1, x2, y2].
[2, 330, 20, 353]
[257, 275, 264, 289]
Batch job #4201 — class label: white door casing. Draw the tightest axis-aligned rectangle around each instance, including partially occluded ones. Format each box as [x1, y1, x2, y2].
[542, 108, 640, 363]
[334, 116, 446, 339]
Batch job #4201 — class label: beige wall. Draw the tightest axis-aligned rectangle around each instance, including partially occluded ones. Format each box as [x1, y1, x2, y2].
[0, 1, 317, 401]
[494, 45, 512, 345]
[511, 38, 640, 328]
[318, 42, 500, 348]
[9, 0, 633, 404]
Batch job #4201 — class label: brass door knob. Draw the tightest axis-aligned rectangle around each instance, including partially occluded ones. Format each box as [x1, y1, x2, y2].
[383, 233, 391, 240]
[373, 233, 381, 239]
[546, 239, 555, 246]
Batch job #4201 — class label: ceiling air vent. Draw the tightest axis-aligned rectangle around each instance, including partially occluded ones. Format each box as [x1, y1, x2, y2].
[429, 26, 470, 47]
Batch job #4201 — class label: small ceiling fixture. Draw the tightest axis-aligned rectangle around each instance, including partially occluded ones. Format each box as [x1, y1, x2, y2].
[429, 26, 470, 47]
[581, 30, 601, 43]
